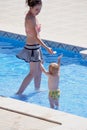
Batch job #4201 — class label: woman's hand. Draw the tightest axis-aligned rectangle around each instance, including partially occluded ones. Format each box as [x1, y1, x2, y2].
[47, 47, 54, 54]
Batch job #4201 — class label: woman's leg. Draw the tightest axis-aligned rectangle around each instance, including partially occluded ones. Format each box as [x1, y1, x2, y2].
[34, 62, 42, 90]
[16, 62, 36, 95]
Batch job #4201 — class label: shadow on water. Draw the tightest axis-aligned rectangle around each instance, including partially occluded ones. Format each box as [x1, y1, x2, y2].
[11, 90, 47, 102]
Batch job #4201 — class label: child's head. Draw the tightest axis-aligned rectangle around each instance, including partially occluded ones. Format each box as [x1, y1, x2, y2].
[49, 63, 59, 75]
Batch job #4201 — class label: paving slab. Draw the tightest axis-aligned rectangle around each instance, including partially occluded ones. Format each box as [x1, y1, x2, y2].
[0, 96, 87, 130]
[0, 0, 87, 48]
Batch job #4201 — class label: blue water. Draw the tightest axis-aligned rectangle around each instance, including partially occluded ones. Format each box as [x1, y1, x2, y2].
[0, 37, 87, 118]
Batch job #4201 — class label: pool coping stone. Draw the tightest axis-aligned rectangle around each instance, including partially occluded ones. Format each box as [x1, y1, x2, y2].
[0, 96, 87, 130]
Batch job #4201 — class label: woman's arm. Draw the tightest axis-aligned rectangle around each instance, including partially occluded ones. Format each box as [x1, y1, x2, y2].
[25, 17, 53, 54]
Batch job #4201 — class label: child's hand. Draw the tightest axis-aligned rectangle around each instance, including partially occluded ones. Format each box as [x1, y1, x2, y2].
[58, 54, 63, 60]
[57, 54, 63, 65]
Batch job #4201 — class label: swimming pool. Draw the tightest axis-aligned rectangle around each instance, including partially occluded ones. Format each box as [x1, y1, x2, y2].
[0, 36, 87, 118]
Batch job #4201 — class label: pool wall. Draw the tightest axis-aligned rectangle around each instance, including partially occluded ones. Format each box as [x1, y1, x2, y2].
[0, 30, 87, 60]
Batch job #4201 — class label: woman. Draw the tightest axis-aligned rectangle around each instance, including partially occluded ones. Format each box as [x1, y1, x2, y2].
[16, 0, 53, 95]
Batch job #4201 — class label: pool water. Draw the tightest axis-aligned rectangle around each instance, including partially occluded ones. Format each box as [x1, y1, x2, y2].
[0, 37, 87, 118]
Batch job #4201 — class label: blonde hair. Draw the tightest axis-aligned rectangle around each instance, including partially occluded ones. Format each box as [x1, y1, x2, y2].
[49, 63, 59, 75]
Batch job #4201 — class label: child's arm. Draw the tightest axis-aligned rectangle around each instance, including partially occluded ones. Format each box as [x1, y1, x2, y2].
[40, 63, 49, 76]
[57, 54, 63, 68]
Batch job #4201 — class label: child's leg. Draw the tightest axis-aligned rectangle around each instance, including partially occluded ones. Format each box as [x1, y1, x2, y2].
[54, 99, 59, 109]
[49, 95, 55, 109]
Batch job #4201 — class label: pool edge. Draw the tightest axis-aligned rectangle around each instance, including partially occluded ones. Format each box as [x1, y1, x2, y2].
[0, 96, 87, 130]
[0, 30, 87, 60]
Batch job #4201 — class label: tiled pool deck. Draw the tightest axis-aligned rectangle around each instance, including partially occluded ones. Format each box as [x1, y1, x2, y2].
[0, 96, 87, 130]
[0, 0, 87, 129]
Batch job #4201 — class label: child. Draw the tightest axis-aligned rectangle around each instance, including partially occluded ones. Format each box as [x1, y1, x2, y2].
[40, 55, 63, 109]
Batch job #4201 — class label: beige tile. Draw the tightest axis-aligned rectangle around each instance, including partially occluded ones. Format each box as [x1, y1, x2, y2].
[0, 0, 87, 48]
[0, 97, 87, 130]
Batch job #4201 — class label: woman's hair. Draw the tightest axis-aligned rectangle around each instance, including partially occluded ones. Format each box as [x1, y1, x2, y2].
[49, 63, 59, 75]
[26, 0, 42, 7]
